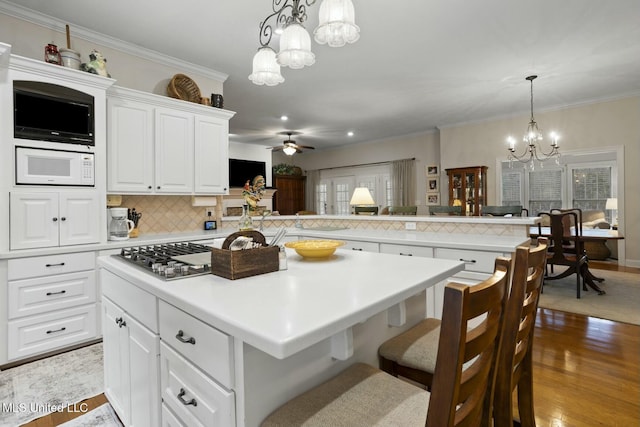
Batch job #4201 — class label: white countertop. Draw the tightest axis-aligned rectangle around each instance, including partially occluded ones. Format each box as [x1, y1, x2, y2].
[98, 249, 465, 359]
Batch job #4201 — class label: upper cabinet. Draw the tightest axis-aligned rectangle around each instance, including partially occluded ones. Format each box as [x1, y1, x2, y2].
[107, 86, 235, 195]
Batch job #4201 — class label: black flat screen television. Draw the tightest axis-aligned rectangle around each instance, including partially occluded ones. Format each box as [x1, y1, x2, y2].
[228, 158, 267, 188]
[13, 81, 95, 146]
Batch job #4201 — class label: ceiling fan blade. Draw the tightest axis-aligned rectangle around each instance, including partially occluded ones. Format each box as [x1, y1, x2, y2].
[297, 145, 315, 150]
[269, 146, 284, 151]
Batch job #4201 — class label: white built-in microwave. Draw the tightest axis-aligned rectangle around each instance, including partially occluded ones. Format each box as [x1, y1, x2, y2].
[15, 146, 95, 186]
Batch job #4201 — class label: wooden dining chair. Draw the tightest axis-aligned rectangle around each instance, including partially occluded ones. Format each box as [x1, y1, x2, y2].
[493, 237, 548, 427]
[262, 258, 512, 427]
[538, 210, 588, 298]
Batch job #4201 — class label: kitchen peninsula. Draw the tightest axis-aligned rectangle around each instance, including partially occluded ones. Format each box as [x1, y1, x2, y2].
[99, 248, 466, 427]
[97, 216, 535, 426]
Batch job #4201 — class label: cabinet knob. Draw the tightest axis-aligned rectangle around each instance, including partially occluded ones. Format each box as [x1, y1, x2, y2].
[52, 217, 58, 222]
[157, 186, 161, 189]
[60, 217, 66, 221]
[148, 185, 152, 189]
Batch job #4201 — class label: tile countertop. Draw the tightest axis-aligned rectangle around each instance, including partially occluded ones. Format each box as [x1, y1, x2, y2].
[98, 248, 465, 359]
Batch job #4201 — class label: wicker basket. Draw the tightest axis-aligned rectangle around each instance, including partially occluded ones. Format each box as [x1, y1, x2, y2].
[167, 74, 201, 103]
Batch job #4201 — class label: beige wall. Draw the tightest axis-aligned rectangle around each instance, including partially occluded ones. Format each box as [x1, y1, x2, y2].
[439, 97, 639, 266]
[274, 132, 441, 214]
[0, 13, 224, 96]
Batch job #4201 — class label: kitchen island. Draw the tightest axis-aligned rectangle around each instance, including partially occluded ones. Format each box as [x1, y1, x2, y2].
[98, 247, 466, 427]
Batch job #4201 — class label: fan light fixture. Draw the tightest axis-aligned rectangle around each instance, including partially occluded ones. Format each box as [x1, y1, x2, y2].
[507, 75, 561, 171]
[248, 0, 360, 86]
[283, 145, 297, 155]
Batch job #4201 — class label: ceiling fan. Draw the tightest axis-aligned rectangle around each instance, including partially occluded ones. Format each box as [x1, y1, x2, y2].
[269, 131, 315, 155]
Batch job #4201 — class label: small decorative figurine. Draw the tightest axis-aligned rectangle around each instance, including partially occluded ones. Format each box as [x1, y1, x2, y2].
[242, 175, 266, 210]
[80, 49, 111, 77]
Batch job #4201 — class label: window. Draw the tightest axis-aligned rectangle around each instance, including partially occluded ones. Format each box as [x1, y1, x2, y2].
[500, 149, 618, 220]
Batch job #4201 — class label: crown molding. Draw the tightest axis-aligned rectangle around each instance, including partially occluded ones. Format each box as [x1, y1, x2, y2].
[0, 0, 228, 82]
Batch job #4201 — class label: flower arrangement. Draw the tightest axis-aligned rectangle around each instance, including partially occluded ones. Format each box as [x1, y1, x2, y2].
[242, 175, 266, 209]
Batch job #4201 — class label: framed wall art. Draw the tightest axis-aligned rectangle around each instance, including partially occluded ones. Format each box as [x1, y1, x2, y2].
[426, 193, 440, 205]
[428, 178, 439, 192]
[427, 165, 439, 176]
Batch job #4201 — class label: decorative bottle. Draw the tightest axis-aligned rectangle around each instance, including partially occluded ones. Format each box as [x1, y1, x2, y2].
[238, 204, 254, 231]
[279, 245, 288, 270]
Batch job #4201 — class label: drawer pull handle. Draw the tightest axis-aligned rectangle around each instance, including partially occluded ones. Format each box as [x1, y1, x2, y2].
[399, 252, 413, 256]
[177, 388, 197, 406]
[46, 290, 67, 296]
[459, 258, 477, 264]
[46, 327, 66, 334]
[351, 248, 363, 251]
[176, 330, 196, 345]
[45, 262, 66, 267]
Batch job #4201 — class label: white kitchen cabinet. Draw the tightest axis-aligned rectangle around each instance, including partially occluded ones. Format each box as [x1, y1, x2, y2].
[194, 115, 229, 194]
[107, 86, 234, 195]
[340, 239, 379, 252]
[155, 108, 194, 193]
[9, 192, 100, 250]
[379, 243, 434, 258]
[107, 97, 154, 192]
[6, 251, 98, 361]
[102, 270, 160, 427]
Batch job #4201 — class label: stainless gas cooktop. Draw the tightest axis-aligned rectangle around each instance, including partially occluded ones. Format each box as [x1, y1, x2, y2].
[117, 242, 213, 281]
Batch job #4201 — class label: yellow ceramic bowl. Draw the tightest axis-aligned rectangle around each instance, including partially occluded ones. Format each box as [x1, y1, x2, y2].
[285, 239, 346, 258]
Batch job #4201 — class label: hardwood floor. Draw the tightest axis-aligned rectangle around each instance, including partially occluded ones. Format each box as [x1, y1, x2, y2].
[21, 394, 109, 427]
[23, 266, 640, 427]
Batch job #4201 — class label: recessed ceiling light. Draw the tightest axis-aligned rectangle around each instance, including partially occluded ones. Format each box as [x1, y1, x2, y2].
[281, 115, 288, 121]
[347, 131, 354, 137]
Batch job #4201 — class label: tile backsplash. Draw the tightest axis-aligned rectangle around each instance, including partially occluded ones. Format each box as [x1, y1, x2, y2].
[119, 195, 212, 234]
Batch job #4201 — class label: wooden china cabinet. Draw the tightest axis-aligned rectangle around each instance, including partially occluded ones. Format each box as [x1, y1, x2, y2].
[445, 166, 487, 216]
[273, 174, 306, 215]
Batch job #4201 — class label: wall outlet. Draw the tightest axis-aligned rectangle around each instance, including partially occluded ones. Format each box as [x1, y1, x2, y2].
[405, 222, 417, 230]
[205, 207, 215, 218]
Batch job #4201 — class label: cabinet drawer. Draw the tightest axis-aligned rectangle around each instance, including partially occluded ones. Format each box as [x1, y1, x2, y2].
[7, 304, 97, 360]
[8, 271, 96, 319]
[379, 243, 434, 258]
[160, 342, 235, 427]
[434, 248, 504, 273]
[340, 240, 379, 252]
[101, 269, 158, 332]
[162, 404, 186, 427]
[159, 301, 233, 389]
[8, 252, 95, 280]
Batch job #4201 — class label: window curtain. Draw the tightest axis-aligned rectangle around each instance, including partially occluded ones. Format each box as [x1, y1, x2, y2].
[305, 169, 320, 212]
[392, 159, 416, 206]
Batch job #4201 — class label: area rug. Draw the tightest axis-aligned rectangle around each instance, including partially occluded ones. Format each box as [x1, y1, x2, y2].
[0, 342, 103, 426]
[58, 402, 122, 427]
[538, 268, 640, 325]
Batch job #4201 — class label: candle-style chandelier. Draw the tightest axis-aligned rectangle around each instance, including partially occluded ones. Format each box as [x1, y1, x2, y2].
[507, 75, 561, 170]
[248, 0, 360, 86]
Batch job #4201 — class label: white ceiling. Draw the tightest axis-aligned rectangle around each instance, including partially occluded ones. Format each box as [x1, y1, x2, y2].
[6, 0, 640, 151]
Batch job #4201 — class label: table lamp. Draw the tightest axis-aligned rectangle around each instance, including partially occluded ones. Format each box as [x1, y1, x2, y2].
[605, 198, 618, 227]
[350, 187, 376, 215]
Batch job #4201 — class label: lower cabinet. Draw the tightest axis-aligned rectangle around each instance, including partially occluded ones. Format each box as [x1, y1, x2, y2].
[102, 269, 160, 427]
[6, 251, 98, 361]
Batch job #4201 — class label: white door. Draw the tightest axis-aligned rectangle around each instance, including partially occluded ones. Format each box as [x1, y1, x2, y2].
[194, 115, 228, 194]
[9, 192, 59, 250]
[155, 108, 194, 193]
[328, 176, 356, 215]
[59, 192, 100, 246]
[103, 297, 131, 425]
[107, 98, 154, 193]
[128, 315, 161, 427]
